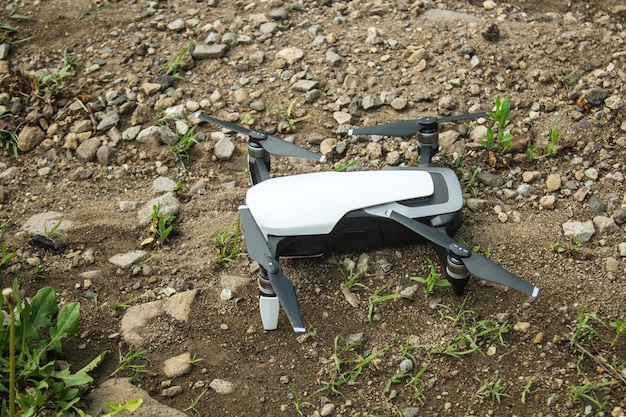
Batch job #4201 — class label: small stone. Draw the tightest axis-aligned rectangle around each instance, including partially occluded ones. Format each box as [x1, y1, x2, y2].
[163, 353, 192, 378]
[214, 136, 235, 161]
[539, 195, 556, 209]
[533, 332, 545, 344]
[593, 216, 618, 234]
[545, 173, 561, 192]
[513, 321, 531, 331]
[562, 220, 595, 243]
[17, 125, 45, 152]
[399, 358, 414, 372]
[522, 171, 541, 183]
[465, 198, 489, 212]
[220, 288, 233, 300]
[547, 393, 560, 407]
[320, 403, 336, 417]
[161, 386, 183, 397]
[210, 379, 235, 395]
[584, 167, 598, 180]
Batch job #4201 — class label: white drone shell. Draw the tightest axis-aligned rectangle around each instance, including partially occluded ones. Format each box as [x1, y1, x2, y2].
[246, 170, 435, 238]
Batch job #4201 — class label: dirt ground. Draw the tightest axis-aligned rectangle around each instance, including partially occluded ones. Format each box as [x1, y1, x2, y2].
[1, 0, 626, 416]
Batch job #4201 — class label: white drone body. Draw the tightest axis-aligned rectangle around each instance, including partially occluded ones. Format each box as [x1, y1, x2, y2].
[194, 111, 539, 334]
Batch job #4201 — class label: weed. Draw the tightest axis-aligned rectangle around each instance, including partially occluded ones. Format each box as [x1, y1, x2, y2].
[315, 336, 391, 396]
[520, 376, 536, 404]
[184, 389, 207, 416]
[482, 96, 513, 152]
[100, 398, 143, 416]
[187, 354, 203, 364]
[462, 166, 481, 195]
[570, 304, 609, 348]
[568, 379, 617, 410]
[110, 346, 151, 381]
[526, 116, 561, 161]
[0, 4, 33, 44]
[340, 267, 367, 291]
[609, 318, 626, 347]
[240, 113, 255, 125]
[561, 67, 580, 90]
[410, 258, 451, 294]
[78, 3, 111, 20]
[0, 110, 20, 158]
[32, 263, 45, 276]
[30, 49, 80, 95]
[0, 244, 17, 267]
[279, 99, 310, 132]
[333, 159, 359, 172]
[174, 179, 183, 192]
[291, 385, 313, 417]
[159, 40, 194, 80]
[113, 295, 144, 310]
[550, 236, 581, 254]
[1, 281, 107, 416]
[168, 125, 198, 168]
[214, 215, 245, 266]
[366, 286, 411, 323]
[43, 216, 66, 238]
[475, 376, 511, 404]
[148, 201, 175, 243]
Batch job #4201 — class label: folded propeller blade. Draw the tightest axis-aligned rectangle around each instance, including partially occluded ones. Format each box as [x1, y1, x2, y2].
[194, 112, 324, 162]
[348, 111, 488, 138]
[239, 206, 306, 332]
[386, 210, 539, 297]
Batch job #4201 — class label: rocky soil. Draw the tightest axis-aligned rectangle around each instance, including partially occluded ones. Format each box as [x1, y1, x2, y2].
[1, 0, 626, 416]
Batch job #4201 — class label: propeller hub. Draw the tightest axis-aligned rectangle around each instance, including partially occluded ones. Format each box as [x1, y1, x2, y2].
[449, 243, 472, 258]
[249, 131, 268, 140]
[263, 256, 280, 274]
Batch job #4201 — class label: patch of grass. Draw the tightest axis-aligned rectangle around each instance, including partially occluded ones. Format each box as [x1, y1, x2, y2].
[568, 379, 617, 410]
[279, 99, 310, 132]
[521, 376, 536, 404]
[43, 216, 66, 238]
[570, 304, 609, 348]
[159, 40, 194, 80]
[475, 376, 511, 404]
[109, 346, 151, 381]
[0, 110, 20, 158]
[0, 3, 33, 44]
[410, 258, 451, 294]
[112, 295, 144, 310]
[168, 125, 198, 168]
[314, 336, 391, 396]
[0, 244, 17, 267]
[561, 67, 580, 90]
[333, 159, 359, 172]
[526, 116, 561, 161]
[291, 385, 313, 417]
[184, 389, 207, 416]
[482, 96, 513, 152]
[1, 281, 107, 417]
[30, 49, 80, 95]
[214, 215, 245, 266]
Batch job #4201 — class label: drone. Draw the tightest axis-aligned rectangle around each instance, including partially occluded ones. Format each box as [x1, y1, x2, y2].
[194, 110, 539, 333]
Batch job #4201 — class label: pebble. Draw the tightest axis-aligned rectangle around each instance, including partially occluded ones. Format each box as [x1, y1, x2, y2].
[562, 220, 595, 242]
[513, 321, 531, 331]
[539, 195, 556, 209]
[545, 173, 561, 192]
[163, 353, 192, 378]
[210, 379, 235, 395]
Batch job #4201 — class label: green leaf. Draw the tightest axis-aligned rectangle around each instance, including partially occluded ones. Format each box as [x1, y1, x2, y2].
[26, 287, 58, 334]
[45, 302, 80, 353]
[101, 398, 143, 416]
[55, 350, 107, 387]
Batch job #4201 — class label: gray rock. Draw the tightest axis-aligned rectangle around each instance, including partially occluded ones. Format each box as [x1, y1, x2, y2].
[109, 250, 146, 269]
[547, 393, 560, 407]
[587, 196, 605, 213]
[210, 378, 235, 395]
[276, 47, 304, 64]
[76, 137, 102, 162]
[136, 126, 176, 146]
[167, 19, 185, 32]
[153, 176, 177, 192]
[517, 183, 532, 197]
[592, 216, 618, 234]
[562, 220, 595, 242]
[96, 111, 119, 131]
[161, 386, 183, 397]
[192, 44, 228, 59]
[22, 211, 73, 235]
[326, 48, 341, 65]
[419, 9, 480, 21]
[292, 79, 319, 92]
[477, 171, 504, 187]
[214, 135, 235, 161]
[401, 407, 421, 417]
[96, 145, 117, 166]
[614, 208, 626, 225]
[584, 88, 609, 106]
[70, 119, 93, 133]
[618, 242, 626, 257]
[465, 198, 489, 212]
[320, 403, 336, 416]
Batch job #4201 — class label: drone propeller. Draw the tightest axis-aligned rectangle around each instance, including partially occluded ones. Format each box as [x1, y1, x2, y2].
[239, 205, 306, 333]
[386, 210, 539, 297]
[194, 112, 325, 162]
[348, 111, 488, 137]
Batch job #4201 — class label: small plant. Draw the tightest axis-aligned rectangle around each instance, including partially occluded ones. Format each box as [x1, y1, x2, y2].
[340, 267, 367, 291]
[609, 318, 626, 347]
[184, 389, 207, 416]
[187, 353, 203, 364]
[0, 244, 17, 267]
[568, 379, 617, 410]
[561, 67, 580, 91]
[521, 376, 536, 404]
[410, 258, 451, 294]
[0, 3, 33, 44]
[526, 116, 560, 161]
[366, 286, 411, 323]
[113, 295, 144, 310]
[240, 113, 255, 126]
[173, 179, 183, 192]
[214, 215, 245, 266]
[43, 216, 66, 238]
[0, 110, 20, 158]
[314, 336, 391, 396]
[32, 263, 45, 276]
[291, 385, 313, 417]
[30, 49, 80, 95]
[100, 399, 143, 416]
[1, 281, 107, 416]
[333, 159, 359, 172]
[482, 96, 513, 152]
[110, 346, 151, 381]
[147, 201, 175, 244]
[475, 376, 511, 404]
[279, 99, 311, 132]
[159, 40, 194, 80]
[550, 236, 581, 254]
[78, 3, 111, 20]
[168, 126, 198, 168]
[570, 304, 608, 348]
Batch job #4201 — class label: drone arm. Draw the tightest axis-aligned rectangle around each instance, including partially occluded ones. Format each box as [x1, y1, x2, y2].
[248, 143, 271, 184]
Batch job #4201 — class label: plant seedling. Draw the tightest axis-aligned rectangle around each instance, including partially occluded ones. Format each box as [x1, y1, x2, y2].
[340, 267, 367, 291]
[475, 376, 511, 404]
[410, 258, 451, 294]
[110, 346, 151, 381]
[482, 96, 513, 152]
[0, 244, 17, 267]
[279, 99, 311, 132]
[78, 3, 111, 20]
[0, 110, 20, 158]
[214, 215, 245, 266]
[168, 125, 198, 168]
[145, 201, 175, 244]
[366, 286, 411, 323]
[159, 40, 194, 80]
